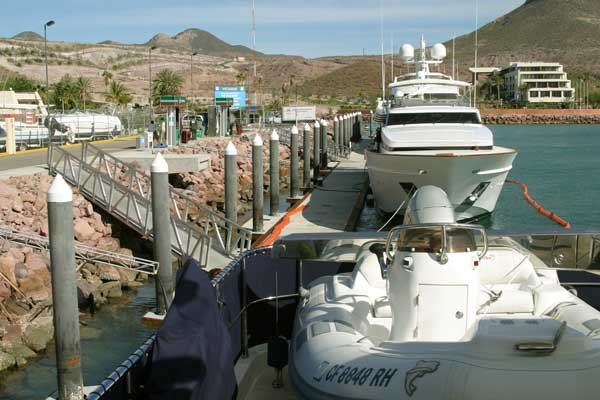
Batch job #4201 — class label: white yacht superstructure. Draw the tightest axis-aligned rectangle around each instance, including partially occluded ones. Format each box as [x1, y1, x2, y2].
[366, 37, 516, 222]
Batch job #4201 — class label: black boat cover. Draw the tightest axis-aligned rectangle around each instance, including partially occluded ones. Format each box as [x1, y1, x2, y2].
[145, 259, 236, 400]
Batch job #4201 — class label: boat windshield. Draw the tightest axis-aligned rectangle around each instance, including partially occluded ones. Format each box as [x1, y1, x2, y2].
[395, 225, 484, 254]
[387, 112, 480, 126]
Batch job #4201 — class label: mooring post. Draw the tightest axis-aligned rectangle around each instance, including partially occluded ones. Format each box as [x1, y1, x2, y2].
[269, 129, 280, 216]
[343, 114, 349, 156]
[253, 134, 264, 231]
[333, 116, 340, 160]
[47, 174, 84, 400]
[151, 153, 173, 314]
[290, 125, 300, 199]
[321, 119, 329, 168]
[312, 120, 321, 186]
[225, 142, 238, 251]
[303, 123, 311, 190]
[369, 110, 373, 137]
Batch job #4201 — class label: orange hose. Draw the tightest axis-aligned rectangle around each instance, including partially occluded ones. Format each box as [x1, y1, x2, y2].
[506, 179, 572, 229]
[255, 204, 309, 248]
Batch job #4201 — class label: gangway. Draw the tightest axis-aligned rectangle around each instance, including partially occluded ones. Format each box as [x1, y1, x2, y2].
[47, 142, 253, 268]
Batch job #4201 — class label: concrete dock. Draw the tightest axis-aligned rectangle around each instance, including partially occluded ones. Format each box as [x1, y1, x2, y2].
[255, 140, 368, 247]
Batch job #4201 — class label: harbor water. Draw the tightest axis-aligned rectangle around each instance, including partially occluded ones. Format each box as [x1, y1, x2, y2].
[359, 124, 600, 231]
[1, 124, 600, 398]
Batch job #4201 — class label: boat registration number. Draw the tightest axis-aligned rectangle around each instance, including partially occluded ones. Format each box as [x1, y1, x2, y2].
[314, 363, 397, 388]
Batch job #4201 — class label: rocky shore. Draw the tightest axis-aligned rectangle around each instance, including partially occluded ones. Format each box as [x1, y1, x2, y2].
[0, 173, 148, 373]
[481, 109, 600, 125]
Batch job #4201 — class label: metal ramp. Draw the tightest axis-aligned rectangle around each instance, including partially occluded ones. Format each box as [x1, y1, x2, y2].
[0, 226, 158, 275]
[47, 142, 253, 268]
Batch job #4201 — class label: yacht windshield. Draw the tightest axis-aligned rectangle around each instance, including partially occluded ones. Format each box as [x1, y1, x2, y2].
[387, 112, 480, 126]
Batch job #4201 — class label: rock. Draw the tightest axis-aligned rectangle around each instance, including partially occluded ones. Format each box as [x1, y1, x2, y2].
[25, 254, 50, 286]
[0, 254, 17, 286]
[97, 265, 120, 282]
[14, 262, 28, 279]
[11, 196, 23, 213]
[7, 248, 25, 264]
[0, 351, 16, 372]
[96, 237, 119, 252]
[97, 281, 122, 298]
[18, 276, 49, 302]
[74, 219, 95, 241]
[0, 281, 10, 300]
[0, 181, 18, 199]
[22, 317, 54, 352]
[2, 343, 36, 368]
[118, 268, 138, 283]
[122, 280, 144, 289]
[77, 279, 98, 307]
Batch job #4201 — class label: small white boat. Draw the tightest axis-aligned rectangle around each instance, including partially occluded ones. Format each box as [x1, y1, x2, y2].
[366, 37, 517, 222]
[52, 112, 122, 143]
[290, 186, 600, 399]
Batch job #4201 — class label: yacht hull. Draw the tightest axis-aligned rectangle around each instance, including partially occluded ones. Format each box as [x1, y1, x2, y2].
[365, 146, 517, 221]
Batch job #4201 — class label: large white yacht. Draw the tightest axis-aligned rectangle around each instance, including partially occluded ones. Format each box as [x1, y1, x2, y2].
[366, 37, 517, 222]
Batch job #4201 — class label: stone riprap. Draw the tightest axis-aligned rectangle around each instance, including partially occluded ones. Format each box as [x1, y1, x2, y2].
[0, 173, 147, 373]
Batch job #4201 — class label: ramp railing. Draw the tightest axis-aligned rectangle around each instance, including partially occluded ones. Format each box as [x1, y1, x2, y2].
[0, 226, 158, 275]
[47, 142, 252, 266]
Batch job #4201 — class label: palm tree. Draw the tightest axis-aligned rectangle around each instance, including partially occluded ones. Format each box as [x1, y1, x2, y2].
[102, 71, 113, 89]
[104, 80, 132, 107]
[76, 76, 94, 111]
[152, 69, 184, 105]
[51, 74, 80, 112]
[491, 74, 504, 103]
[235, 71, 247, 85]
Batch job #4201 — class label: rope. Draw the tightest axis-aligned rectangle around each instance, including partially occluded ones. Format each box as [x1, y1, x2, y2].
[506, 179, 572, 229]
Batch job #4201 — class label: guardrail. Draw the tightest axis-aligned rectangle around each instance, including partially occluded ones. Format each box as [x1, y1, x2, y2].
[47, 142, 252, 266]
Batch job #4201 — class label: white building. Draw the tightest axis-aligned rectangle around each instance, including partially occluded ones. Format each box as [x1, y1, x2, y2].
[500, 62, 574, 103]
[0, 90, 47, 121]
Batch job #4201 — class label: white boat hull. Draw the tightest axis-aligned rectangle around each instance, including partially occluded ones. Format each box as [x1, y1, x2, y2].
[365, 146, 517, 221]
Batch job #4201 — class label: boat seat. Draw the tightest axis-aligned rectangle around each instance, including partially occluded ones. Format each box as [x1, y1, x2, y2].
[351, 253, 386, 292]
[373, 296, 392, 318]
[477, 248, 541, 315]
[478, 284, 534, 314]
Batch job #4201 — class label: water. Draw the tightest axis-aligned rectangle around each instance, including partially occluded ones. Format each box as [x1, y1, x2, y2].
[3, 125, 600, 398]
[0, 284, 156, 400]
[359, 124, 600, 232]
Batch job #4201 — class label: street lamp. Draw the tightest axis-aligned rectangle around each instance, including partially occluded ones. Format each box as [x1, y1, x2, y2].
[149, 46, 157, 114]
[44, 20, 55, 146]
[190, 51, 198, 105]
[44, 20, 55, 110]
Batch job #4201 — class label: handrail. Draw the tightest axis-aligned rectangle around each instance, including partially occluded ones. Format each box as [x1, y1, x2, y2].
[0, 226, 158, 274]
[47, 144, 214, 264]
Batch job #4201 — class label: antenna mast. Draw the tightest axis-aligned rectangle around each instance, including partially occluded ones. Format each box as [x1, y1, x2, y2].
[474, 0, 478, 107]
[380, 1, 385, 99]
[252, 0, 257, 105]
[391, 33, 394, 82]
[452, 36, 456, 80]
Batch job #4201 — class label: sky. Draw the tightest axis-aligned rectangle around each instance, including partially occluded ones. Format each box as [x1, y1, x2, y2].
[1, 0, 525, 57]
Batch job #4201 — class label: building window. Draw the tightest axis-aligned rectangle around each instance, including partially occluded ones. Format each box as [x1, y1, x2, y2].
[530, 91, 539, 97]
[563, 91, 572, 98]
[541, 92, 550, 97]
[552, 91, 562, 97]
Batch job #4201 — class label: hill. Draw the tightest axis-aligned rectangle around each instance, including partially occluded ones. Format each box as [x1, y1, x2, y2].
[145, 28, 258, 56]
[448, 0, 600, 76]
[12, 31, 44, 41]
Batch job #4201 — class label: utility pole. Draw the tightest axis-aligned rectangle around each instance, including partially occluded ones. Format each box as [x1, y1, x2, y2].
[44, 20, 55, 141]
[474, 0, 479, 108]
[190, 51, 198, 106]
[252, 0, 257, 106]
[149, 46, 157, 116]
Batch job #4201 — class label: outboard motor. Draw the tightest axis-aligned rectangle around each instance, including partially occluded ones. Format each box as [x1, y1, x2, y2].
[386, 186, 486, 342]
[403, 185, 456, 225]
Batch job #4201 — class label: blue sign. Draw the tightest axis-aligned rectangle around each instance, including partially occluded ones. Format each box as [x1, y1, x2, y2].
[214, 86, 246, 110]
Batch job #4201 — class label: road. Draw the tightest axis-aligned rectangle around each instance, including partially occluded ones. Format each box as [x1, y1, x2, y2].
[0, 138, 137, 177]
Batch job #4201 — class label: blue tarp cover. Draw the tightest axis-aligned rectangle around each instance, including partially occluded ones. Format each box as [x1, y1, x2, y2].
[146, 259, 236, 400]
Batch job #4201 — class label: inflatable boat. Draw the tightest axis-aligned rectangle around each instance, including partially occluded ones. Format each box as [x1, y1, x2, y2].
[290, 186, 600, 399]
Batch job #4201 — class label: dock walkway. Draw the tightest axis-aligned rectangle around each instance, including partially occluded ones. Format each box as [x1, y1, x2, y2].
[279, 142, 368, 236]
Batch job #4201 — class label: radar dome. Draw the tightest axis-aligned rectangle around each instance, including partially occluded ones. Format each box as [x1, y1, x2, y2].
[431, 43, 447, 60]
[400, 44, 414, 61]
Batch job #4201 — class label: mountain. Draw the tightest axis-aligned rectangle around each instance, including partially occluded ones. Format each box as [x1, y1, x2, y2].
[447, 0, 600, 76]
[12, 31, 44, 41]
[145, 28, 258, 56]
